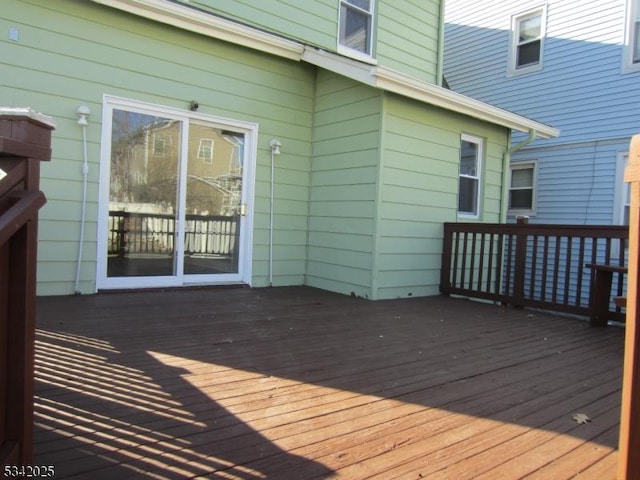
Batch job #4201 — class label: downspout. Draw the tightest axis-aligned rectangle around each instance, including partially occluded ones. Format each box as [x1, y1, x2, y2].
[501, 129, 536, 223]
[436, 0, 446, 86]
[74, 105, 91, 294]
[268, 139, 281, 286]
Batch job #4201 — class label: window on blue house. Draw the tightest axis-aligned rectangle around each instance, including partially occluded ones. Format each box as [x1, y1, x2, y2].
[624, 0, 640, 71]
[509, 7, 546, 75]
[508, 162, 536, 215]
[338, 0, 374, 60]
[458, 134, 483, 217]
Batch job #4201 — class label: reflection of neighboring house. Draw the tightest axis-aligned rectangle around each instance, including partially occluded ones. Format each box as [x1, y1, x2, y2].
[118, 121, 243, 216]
[444, 0, 640, 227]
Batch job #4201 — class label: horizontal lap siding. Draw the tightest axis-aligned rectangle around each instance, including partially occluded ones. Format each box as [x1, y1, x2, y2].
[185, 0, 336, 52]
[377, 0, 441, 82]
[445, 0, 638, 147]
[375, 94, 507, 299]
[511, 140, 628, 225]
[2, 0, 315, 294]
[306, 71, 381, 299]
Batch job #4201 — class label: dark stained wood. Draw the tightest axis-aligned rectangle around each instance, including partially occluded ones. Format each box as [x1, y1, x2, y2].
[441, 222, 629, 322]
[34, 287, 623, 479]
[587, 264, 629, 327]
[0, 111, 52, 469]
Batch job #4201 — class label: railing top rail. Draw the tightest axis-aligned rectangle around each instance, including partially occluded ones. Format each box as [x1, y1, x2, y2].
[444, 222, 628, 238]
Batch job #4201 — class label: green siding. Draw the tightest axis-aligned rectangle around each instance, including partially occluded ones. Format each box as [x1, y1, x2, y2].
[180, 0, 442, 83]
[376, 0, 441, 82]
[181, 0, 337, 51]
[306, 71, 382, 298]
[2, 0, 315, 294]
[373, 93, 508, 299]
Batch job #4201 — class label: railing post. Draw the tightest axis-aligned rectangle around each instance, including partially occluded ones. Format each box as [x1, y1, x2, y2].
[440, 223, 453, 295]
[0, 108, 54, 468]
[619, 134, 640, 480]
[513, 216, 529, 308]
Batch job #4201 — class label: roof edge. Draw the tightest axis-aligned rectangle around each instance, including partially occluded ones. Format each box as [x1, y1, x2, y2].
[90, 0, 304, 60]
[89, 0, 559, 139]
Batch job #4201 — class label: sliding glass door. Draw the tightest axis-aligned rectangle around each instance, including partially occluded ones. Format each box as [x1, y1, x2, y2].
[97, 97, 255, 289]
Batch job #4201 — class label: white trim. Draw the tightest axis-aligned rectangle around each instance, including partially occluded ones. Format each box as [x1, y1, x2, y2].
[337, 0, 376, 62]
[507, 160, 537, 216]
[507, 5, 547, 77]
[623, 0, 640, 73]
[91, 0, 559, 140]
[614, 152, 631, 225]
[96, 94, 256, 291]
[90, 0, 304, 60]
[458, 133, 484, 219]
[373, 65, 559, 138]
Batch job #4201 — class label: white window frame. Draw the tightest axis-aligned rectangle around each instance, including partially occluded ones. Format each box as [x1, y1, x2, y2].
[508, 6, 547, 76]
[97, 95, 258, 291]
[508, 161, 537, 216]
[458, 133, 483, 219]
[197, 138, 214, 163]
[623, 0, 640, 73]
[614, 152, 631, 225]
[338, 0, 376, 63]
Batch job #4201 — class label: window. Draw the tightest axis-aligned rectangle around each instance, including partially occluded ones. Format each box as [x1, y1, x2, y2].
[458, 134, 483, 217]
[615, 153, 631, 225]
[338, 0, 374, 60]
[153, 135, 167, 157]
[624, 0, 640, 72]
[509, 7, 546, 75]
[197, 138, 214, 163]
[508, 162, 536, 214]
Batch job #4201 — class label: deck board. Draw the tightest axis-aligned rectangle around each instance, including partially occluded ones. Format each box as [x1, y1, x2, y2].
[34, 286, 623, 479]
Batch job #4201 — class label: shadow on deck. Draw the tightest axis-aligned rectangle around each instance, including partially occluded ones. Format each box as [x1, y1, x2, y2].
[34, 286, 623, 479]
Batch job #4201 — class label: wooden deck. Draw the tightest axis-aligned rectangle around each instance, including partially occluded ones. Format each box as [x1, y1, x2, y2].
[34, 286, 623, 479]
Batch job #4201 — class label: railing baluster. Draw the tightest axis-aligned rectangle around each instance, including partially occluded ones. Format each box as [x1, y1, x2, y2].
[576, 237, 585, 306]
[478, 232, 486, 291]
[530, 235, 538, 299]
[564, 236, 572, 305]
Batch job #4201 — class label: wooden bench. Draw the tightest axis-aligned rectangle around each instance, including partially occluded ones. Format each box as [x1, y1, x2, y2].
[586, 263, 627, 327]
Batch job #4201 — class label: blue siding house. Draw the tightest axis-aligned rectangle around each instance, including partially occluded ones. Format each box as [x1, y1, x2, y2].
[444, 0, 640, 226]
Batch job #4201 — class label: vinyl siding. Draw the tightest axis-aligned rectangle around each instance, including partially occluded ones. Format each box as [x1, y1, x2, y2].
[445, 0, 639, 147]
[510, 139, 629, 225]
[179, 0, 337, 51]
[180, 0, 443, 83]
[306, 71, 381, 299]
[376, 0, 441, 82]
[374, 94, 507, 299]
[2, 0, 315, 294]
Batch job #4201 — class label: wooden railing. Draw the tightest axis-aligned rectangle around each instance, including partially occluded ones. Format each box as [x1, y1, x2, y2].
[440, 219, 628, 322]
[108, 210, 238, 257]
[0, 109, 53, 468]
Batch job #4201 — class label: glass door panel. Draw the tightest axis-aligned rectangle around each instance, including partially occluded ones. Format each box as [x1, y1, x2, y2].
[107, 110, 181, 277]
[183, 123, 245, 275]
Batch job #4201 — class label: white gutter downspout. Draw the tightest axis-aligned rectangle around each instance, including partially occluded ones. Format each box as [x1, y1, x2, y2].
[74, 105, 91, 294]
[268, 139, 281, 286]
[436, 0, 446, 87]
[501, 128, 536, 223]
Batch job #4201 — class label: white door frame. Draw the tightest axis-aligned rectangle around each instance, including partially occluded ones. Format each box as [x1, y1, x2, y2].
[96, 95, 257, 290]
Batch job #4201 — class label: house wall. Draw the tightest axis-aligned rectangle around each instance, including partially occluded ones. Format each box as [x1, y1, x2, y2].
[512, 139, 631, 224]
[1, 0, 316, 295]
[444, 0, 640, 226]
[374, 94, 508, 299]
[376, 0, 441, 83]
[306, 71, 382, 299]
[183, 0, 442, 84]
[445, 0, 637, 146]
